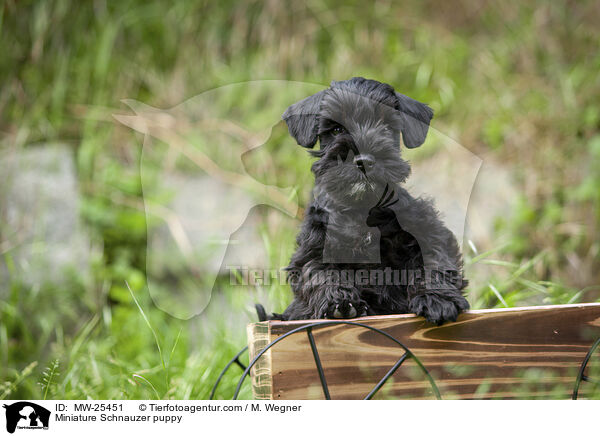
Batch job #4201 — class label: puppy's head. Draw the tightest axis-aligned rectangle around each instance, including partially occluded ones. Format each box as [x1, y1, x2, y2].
[283, 77, 433, 205]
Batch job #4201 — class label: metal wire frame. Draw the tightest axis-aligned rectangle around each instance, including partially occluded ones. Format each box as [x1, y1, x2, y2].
[572, 337, 600, 400]
[214, 332, 600, 400]
[222, 320, 441, 400]
[209, 346, 248, 400]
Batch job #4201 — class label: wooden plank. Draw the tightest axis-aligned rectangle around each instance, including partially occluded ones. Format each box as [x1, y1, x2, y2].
[247, 303, 600, 399]
[247, 321, 273, 399]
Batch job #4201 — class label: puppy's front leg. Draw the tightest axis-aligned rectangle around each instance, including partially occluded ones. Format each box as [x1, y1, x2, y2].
[410, 248, 469, 325]
[286, 267, 369, 319]
[390, 192, 469, 325]
[406, 252, 469, 325]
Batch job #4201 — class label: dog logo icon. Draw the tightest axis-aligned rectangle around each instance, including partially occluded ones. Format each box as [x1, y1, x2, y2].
[2, 402, 50, 433]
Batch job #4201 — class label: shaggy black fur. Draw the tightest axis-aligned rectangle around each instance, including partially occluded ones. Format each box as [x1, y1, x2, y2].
[271, 77, 469, 325]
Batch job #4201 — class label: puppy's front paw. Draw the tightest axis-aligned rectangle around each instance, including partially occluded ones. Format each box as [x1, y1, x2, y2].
[409, 293, 469, 325]
[323, 293, 368, 319]
[327, 300, 366, 319]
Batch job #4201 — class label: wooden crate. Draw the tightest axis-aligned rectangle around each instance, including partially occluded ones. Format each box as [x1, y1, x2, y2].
[246, 303, 600, 399]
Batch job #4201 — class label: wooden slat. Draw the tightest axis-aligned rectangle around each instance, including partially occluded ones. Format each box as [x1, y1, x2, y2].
[247, 303, 600, 399]
[247, 321, 273, 399]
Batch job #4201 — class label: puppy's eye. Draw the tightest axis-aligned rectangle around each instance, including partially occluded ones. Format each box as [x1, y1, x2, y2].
[331, 126, 346, 136]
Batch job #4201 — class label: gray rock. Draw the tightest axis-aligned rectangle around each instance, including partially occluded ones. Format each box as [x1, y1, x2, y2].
[0, 145, 90, 289]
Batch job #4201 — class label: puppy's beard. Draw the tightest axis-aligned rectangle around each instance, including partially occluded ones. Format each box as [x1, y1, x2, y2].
[349, 180, 375, 200]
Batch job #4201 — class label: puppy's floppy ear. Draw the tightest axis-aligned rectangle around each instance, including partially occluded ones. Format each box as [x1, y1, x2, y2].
[395, 92, 434, 148]
[282, 90, 326, 148]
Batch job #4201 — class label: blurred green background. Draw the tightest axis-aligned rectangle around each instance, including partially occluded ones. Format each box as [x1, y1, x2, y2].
[1, 0, 599, 400]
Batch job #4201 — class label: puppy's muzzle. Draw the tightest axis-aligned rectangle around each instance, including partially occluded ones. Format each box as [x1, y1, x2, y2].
[353, 154, 375, 172]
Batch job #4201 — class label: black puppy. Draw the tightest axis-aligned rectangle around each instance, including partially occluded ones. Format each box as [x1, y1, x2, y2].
[266, 77, 468, 325]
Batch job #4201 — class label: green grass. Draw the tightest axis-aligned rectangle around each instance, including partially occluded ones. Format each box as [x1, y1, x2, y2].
[1, 0, 600, 399]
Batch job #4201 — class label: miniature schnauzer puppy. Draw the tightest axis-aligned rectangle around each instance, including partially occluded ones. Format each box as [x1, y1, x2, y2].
[273, 77, 469, 325]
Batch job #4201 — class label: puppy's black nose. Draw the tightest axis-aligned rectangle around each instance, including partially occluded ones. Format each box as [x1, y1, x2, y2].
[354, 154, 375, 170]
